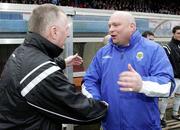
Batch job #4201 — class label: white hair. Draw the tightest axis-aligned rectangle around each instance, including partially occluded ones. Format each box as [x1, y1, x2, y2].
[112, 11, 136, 26]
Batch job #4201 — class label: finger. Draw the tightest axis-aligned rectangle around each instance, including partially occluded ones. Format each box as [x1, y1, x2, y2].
[71, 53, 78, 59]
[120, 71, 135, 77]
[73, 61, 83, 65]
[119, 76, 134, 82]
[120, 87, 133, 92]
[76, 55, 83, 60]
[73, 60, 83, 64]
[73, 59, 83, 63]
[117, 81, 133, 88]
[128, 64, 136, 73]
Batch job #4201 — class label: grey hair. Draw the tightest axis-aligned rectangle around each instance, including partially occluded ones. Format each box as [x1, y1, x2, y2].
[28, 4, 66, 35]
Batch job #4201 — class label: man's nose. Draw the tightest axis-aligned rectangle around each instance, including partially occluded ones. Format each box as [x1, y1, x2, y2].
[109, 26, 114, 33]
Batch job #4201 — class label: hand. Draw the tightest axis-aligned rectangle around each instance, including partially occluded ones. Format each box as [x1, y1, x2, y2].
[65, 53, 83, 67]
[117, 64, 142, 92]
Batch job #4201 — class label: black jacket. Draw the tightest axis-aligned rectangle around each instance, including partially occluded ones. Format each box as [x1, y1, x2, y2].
[163, 37, 180, 78]
[0, 32, 107, 130]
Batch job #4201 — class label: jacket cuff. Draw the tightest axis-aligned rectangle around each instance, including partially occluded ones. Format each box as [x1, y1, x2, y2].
[139, 81, 171, 97]
[54, 57, 66, 70]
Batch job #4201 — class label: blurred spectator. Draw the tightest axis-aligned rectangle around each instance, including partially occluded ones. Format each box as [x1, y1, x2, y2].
[102, 35, 111, 45]
[142, 31, 155, 41]
[0, 0, 180, 15]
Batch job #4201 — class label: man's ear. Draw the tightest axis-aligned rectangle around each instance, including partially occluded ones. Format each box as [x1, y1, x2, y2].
[130, 23, 136, 32]
[49, 25, 57, 41]
[44, 26, 57, 44]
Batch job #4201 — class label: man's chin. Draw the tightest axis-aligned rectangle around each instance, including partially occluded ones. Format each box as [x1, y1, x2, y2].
[112, 40, 118, 44]
[112, 40, 123, 44]
[60, 45, 65, 49]
[112, 40, 120, 45]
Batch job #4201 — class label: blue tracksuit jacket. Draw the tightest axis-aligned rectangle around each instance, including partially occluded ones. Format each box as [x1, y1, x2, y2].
[83, 30, 175, 130]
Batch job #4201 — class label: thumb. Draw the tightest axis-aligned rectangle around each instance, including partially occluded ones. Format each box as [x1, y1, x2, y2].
[128, 64, 136, 73]
[72, 53, 78, 58]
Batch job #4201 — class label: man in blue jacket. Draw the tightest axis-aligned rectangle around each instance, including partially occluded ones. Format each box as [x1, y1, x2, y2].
[82, 11, 175, 130]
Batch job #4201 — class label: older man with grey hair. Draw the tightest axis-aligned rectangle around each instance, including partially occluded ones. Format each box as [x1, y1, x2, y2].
[0, 4, 108, 130]
[82, 11, 175, 130]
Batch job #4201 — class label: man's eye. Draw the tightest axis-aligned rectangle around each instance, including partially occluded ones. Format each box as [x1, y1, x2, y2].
[113, 24, 120, 27]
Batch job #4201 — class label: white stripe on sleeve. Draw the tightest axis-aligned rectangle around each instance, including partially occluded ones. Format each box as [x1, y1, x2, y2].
[20, 61, 56, 84]
[21, 66, 60, 97]
[81, 84, 93, 98]
[27, 101, 104, 122]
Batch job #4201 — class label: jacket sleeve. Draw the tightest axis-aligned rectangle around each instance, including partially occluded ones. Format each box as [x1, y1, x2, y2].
[142, 45, 175, 97]
[83, 53, 102, 100]
[20, 62, 107, 124]
[54, 56, 66, 70]
[163, 44, 173, 64]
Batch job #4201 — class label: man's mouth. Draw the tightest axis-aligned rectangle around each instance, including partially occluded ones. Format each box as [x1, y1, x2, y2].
[111, 35, 116, 39]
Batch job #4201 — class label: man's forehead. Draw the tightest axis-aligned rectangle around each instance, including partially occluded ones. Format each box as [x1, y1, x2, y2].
[175, 29, 180, 33]
[58, 13, 68, 25]
[108, 11, 134, 24]
[108, 20, 120, 25]
[110, 13, 121, 20]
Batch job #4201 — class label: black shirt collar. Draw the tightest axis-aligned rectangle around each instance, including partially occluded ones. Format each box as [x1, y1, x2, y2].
[171, 37, 180, 45]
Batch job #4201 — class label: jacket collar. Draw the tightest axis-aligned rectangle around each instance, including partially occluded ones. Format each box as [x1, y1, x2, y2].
[24, 32, 63, 58]
[109, 30, 141, 50]
[171, 37, 180, 45]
